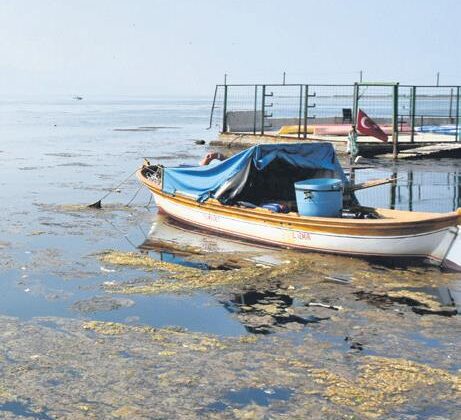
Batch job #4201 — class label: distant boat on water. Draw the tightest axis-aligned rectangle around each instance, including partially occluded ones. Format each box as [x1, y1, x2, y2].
[73, 96, 83, 101]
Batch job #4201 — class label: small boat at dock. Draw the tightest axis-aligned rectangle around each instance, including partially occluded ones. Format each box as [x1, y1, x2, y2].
[137, 143, 461, 271]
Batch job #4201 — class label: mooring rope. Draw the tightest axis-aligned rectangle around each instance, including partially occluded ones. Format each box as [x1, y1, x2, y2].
[125, 185, 143, 207]
[88, 169, 138, 208]
[101, 216, 138, 250]
[145, 193, 153, 208]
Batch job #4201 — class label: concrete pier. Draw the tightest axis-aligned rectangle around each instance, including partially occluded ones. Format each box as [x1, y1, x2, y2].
[210, 132, 461, 158]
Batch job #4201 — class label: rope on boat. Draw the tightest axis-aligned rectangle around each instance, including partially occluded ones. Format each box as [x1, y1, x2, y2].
[88, 169, 138, 208]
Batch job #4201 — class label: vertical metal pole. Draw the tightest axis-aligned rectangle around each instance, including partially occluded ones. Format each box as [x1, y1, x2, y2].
[455, 171, 458, 209]
[350, 166, 356, 185]
[410, 86, 416, 143]
[352, 83, 359, 165]
[352, 83, 359, 124]
[283, 72, 286, 85]
[253, 85, 258, 135]
[207, 85, 218, 130]
[456, 86, 460, 142]
[222, 84, 228, 133]
[408, 170, 413, 211]
[297, 84, 303, 139]
[261, 85, 266, 136]
[392, 83, 399, 160]
[390, 167, 397, 209]
[303, 85, 308, 139]
[449, 88, 454, 120]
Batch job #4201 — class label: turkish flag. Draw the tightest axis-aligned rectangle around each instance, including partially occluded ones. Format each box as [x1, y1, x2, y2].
[356, 109, 388, 142]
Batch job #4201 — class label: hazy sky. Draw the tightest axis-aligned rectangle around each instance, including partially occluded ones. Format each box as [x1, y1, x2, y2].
[0, 0, 460, 96]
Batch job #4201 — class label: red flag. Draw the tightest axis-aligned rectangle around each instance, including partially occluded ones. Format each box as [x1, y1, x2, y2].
[356, 109, 388, 142]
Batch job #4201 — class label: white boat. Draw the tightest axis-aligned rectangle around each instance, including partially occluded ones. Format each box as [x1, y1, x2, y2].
[137, 143, 461, 271]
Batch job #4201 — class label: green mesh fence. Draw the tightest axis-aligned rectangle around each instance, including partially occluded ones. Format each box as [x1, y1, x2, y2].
[209, 83, 461, 141]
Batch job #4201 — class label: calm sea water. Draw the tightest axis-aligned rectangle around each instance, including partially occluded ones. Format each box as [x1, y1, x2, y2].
[0, 95, 460, 333]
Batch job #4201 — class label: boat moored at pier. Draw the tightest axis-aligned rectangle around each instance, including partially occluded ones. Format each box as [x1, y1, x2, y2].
[137, 143, 461, 271]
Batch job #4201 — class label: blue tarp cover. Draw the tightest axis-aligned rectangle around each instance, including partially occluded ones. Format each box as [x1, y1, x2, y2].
[162, 143, 347, 202]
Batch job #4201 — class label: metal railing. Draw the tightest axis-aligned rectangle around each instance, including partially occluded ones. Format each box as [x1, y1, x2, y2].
[209, 82, 461, 156]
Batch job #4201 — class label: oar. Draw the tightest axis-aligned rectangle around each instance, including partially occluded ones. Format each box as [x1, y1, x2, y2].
[348, 176, 401, 192]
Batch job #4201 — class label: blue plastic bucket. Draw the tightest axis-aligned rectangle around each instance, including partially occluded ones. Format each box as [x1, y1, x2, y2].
[294, 178, 343, 217]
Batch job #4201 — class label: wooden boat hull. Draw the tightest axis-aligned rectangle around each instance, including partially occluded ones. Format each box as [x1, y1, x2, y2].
[137, 169, 461, 270]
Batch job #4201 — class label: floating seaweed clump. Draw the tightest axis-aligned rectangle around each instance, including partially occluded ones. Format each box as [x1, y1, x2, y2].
[386, 289, 454, 314]
[309, 356, 461, 417]
[110, 405, 144, 418]
[38, 203, 137, 213]
[99, 250, 199, 273]
[82, 321, 228, 351]
[82, 321, 129, 335]
[71, 296, 134, 313]
[139, 238, 203, 255]
[354, 289, 457, 316]
[0, 385, 12, 399]
[98, 250, 307, 294]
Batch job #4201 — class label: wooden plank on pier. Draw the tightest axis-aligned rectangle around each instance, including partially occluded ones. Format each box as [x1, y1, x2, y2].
[379, 143, 461, 159]
[348, 177, 398, 191]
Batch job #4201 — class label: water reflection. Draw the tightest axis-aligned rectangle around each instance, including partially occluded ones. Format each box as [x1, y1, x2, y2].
[354, 283, 460, 317]
[140, 214, 461, 335]
[0, 401, 53, 420]
[221, 289, 327, 334]
[204, 387, 293, 413]
[403, 285, 461, 314]
[355, 165, 461, 212]
[144, 213, 272, 254]
[145, 248, 210, 270]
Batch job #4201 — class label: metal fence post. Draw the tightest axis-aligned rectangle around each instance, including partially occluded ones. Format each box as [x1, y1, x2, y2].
[261, 85, 266, 136]
[456, 86, 460, 142]
[410, 86, 416, 143]
[222, 84, 228, 133]
[303, 85, 308, 139]
[392, 83, 399, 159]
[253, 85, 258, 135]
[352, 82, 359, 123]
[408, 170, 413, 211]
[297, 84, 303, 138]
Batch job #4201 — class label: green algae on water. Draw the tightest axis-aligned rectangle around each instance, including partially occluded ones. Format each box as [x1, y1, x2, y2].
[98, 250, 309, 295]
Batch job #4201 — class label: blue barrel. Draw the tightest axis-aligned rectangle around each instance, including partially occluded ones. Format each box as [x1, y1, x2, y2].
[294, 178, 343, 217]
